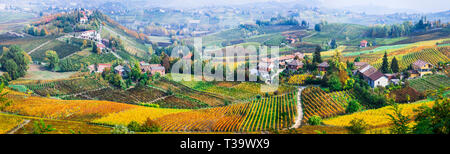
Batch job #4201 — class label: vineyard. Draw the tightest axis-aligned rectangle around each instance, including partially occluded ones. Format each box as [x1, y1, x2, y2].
[11, 78, 109, 97]
[322, 100, 434, 128]
[3, 92, 138, 121]
[328, 90, 356, 107]
[409, 74, 450, 92]
[0, 113, 24, 134]
[65, 86, 167, 105]
[154, 92, 297, 132]
[288, 74, 313, 85]
[92, 107, 190, 126]
[301, 87, 346, 123]
[371, 47, 450, 70]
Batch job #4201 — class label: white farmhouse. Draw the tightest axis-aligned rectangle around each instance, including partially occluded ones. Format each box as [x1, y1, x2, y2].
[367, 71, 389, 88]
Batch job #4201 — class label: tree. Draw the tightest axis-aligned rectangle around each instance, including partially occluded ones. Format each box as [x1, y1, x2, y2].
[312, 46, 322, 64]
[329, 39, 337, 49]
[92, 43, 98, 53]
[150, 54, 161, 64]
[346, 100, 361, 113]
[347, 118, 368, 134]
[33, 119, 56, 134]
[161, 52, 171, 73]
[314, 23, 322, 32]
[390, 57, 399, 73]
[148, 46, 154, 55]
[82, 40, 87, 48]
[308, 115, 322, 125]
[327, 75, 342, 91]
[381, 51, 389, 73]
[387, 102, 411, 134]
[0, 46, 28, 80]
[412, 88, 450, 134]
[0, 82, 12, 111]
[45, 50, 59, 71]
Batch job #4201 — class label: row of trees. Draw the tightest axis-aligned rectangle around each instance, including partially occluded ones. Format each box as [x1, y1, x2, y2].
[380, 52, 400, 73]
[366, 17, 447, 38]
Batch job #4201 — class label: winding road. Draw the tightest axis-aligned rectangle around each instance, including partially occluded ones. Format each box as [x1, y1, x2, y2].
[291, 86, 305, 129]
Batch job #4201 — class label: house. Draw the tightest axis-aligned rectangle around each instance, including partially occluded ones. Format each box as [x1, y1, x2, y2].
[97, 43, 106, 51]
[293, 52, 304, 60]
[140, 61, 151, 72]
[287, 60, 303, 71]
[97, 64, 111, 73]
[88, 63, 112, 73]
[150, 66, 165, 76]
[114, 65, 125, 76]
[354, 62, 368, 69]
[317, 62, 329, 72]
[79, 30, 100, 42]
[80, 16, 88, 24]
[412, 60, 433, 77]
[360, 40, 368, 48]
[114, 65, 131, 78]
[354, 64, 389, 88]
[367, 71, 389, 88]
[408, 70, 420, 78]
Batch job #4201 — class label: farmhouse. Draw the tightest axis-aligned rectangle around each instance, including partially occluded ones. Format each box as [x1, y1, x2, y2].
[412, 59, 433, 77]
[317, 62, 329, 72]
[150, 65, 166, 76]
[354, 62, 368, 69]
[360, 40, 368, 48]
[354, 64, 389, 88]
[88, 63, 112, 73]
[287, 60, 303, 71]
[79, 30, 101, 42]
[367, 71, 389, 88]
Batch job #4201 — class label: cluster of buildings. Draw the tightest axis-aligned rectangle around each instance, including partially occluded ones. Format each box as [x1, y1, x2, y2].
[351, 59, 434, 88]
[87, 61, 166, 78]
[258, 52, 305, 73]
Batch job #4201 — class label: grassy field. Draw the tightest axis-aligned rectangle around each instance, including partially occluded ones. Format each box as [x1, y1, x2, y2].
[19, 64, 77, 81]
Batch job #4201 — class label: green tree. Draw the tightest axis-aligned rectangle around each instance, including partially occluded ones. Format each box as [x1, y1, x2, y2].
[314, 23, 322, 32]
[387, 102, 411, 134]
[308, 115, 322, 125]
[92, 43, 98, 53]
[390, 56, 399, 73]
[0, 46, 28, 80]
[32, 119, 56, 134]
[327, 75, 342, 91]
[412, 87, 450, 134]
[0, 82, 12, 110]
[312, 46, 322, 64]
[381, 51, 390, 73]
[45, 50, 59, 71]
[347, 118, 368, 134]
[346, 100, 361, 114]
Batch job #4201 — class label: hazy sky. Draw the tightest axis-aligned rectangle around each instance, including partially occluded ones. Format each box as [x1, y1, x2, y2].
[318, 0, 450, 13]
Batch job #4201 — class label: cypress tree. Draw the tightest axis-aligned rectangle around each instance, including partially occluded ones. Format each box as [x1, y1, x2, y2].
[381, 51, 389, 73]
[391, 57, 399, 73]
[313, 46, 322, 64]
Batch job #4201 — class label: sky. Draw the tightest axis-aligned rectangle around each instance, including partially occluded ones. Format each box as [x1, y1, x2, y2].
[317, 0, 450, 13]
[151, 0, 450, 13]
